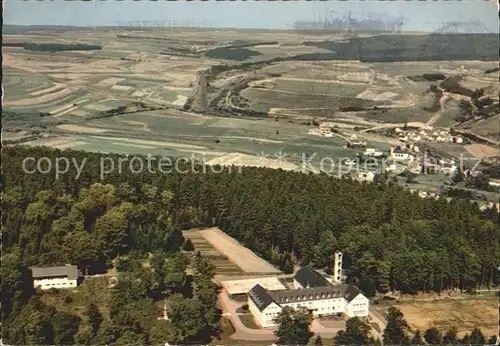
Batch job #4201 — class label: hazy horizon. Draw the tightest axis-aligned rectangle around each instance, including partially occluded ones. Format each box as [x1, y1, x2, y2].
[4, 1, 499, 34]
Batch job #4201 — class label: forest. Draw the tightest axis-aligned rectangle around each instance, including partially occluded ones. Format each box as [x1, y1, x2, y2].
[1, 146, 499, 343]
[3, 146, 499, 292]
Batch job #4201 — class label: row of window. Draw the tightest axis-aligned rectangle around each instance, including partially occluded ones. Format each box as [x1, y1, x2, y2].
[278, 294, 343, 303]
[41, 282, 73, 287]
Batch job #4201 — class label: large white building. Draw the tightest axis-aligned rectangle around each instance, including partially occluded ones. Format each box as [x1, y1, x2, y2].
[248, 265, 369, 328]
[30, 265, 79, 290]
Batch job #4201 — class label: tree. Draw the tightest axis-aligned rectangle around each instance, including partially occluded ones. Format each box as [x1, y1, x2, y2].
[93, 320, 118, 345]
[51, 311, 81, 345]
[451, 169, 465, 184]
[311, 231, 338, 269]
[424, 327, 442, 345]
[487, 335, 497, 344]
[274, 306, 314, 345]
[281, 253, 294, 274]
[334, 317, 372, 345]
[167, 294, 206, 343]
[442, 326, 458, 345]
[383, 307, 411, 345]
[148, 320, 176, 345]
[164, 253, 188, 291]
[74, 324, 94, 345]
[85, 303, 103, 336]
[114, 330, 146, 345]
[411, 330, 425, 345]
[469, 327, 486, 345]
[183, 238, 195, 251]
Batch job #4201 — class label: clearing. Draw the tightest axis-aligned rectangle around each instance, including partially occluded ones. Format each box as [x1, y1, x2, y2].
[198, 227, 281, 274]
[377, 295, 498, 337]
[182, 229, 245, 276]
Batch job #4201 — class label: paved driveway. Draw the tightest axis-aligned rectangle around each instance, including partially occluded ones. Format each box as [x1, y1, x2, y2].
[218, 291, 277, 341]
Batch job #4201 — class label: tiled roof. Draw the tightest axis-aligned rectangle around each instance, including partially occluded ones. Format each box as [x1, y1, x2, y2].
[343, 285, 361, 302]
[294, 266, 331, 288]
[248, 268, 364, 311]
[248, 284, 275, 311]
[30, 265, 79, 280]
[270, 286, 345, 304]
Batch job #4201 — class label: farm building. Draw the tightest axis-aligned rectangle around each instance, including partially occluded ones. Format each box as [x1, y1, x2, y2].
[248, 265, 369, 328]
[30, 265, 80, 290]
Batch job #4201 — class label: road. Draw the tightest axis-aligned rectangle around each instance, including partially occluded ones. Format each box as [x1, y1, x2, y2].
[360, 121, 433, 133]
[218, 291, 277, 341]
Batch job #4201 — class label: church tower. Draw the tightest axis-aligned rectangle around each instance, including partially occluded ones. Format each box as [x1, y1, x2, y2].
[333, 251, 343, 284]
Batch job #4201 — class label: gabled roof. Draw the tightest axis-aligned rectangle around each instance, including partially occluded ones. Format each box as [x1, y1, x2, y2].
[30, 265, 79, 280]
[270, 286, 344, 304]
[343, 284, 361, 302]
[248, 284, 275, 311]
[294, 266, 331, 288]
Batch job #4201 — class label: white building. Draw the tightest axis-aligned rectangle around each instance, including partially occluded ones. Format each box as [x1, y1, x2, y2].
[363, 148, 384, 157]
[248, 266, 369, 328]
[389, 147, 414, 162]
[31, 265, 79, 290]
[356, 171, 375, 183]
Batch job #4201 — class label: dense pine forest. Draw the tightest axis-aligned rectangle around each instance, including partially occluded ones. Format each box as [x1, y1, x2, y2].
[1, 146, 499, 343]
[3, 146, 499, 293]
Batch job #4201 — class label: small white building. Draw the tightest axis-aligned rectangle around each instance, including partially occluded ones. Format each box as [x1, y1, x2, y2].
[389, 147, 414, 162]
[31, 265, 79, 290]
[356, 171, 375, 183]
[248, 266, 369, 328]
[363, 148, 384, 157]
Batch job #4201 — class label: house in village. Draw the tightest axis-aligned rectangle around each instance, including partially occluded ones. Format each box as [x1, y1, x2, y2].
[30, 265, 80, 290]
[389, 147, 414, 162]
[247, 253, 369, 328]
[363, 148, 384, 157]
[356, 171, 375, 183]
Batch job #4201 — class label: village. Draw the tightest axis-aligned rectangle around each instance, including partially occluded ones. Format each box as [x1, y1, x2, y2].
[309, 122, 475, 179]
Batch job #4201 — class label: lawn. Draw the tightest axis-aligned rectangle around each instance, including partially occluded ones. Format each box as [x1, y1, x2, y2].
[39, 276, 111, 320]
[238, 314, 260, 329]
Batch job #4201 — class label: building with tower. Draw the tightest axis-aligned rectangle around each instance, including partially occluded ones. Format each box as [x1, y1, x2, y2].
[247, 252, 369, 328]
[333, 251, 343, 283]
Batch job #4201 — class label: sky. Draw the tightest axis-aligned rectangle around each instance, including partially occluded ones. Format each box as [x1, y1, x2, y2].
[4, 0, 499, 33]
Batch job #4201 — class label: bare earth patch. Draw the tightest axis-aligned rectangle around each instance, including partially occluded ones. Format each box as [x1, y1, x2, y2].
[207, 153, 298, 171]
[54, 141, 87, 150]
[96, 77, 125, 87]
[57, 125, 109, 134]
[198, 227, 281, 274]
[4, 87, 77, 107]
[111, 142, 156, 149]
[464, 144, 499, 159]
[398, 298, 497, 337]
[91, 136, 207, 149]
[29, 83, 66, 96]
[171, 95, 188, 107]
